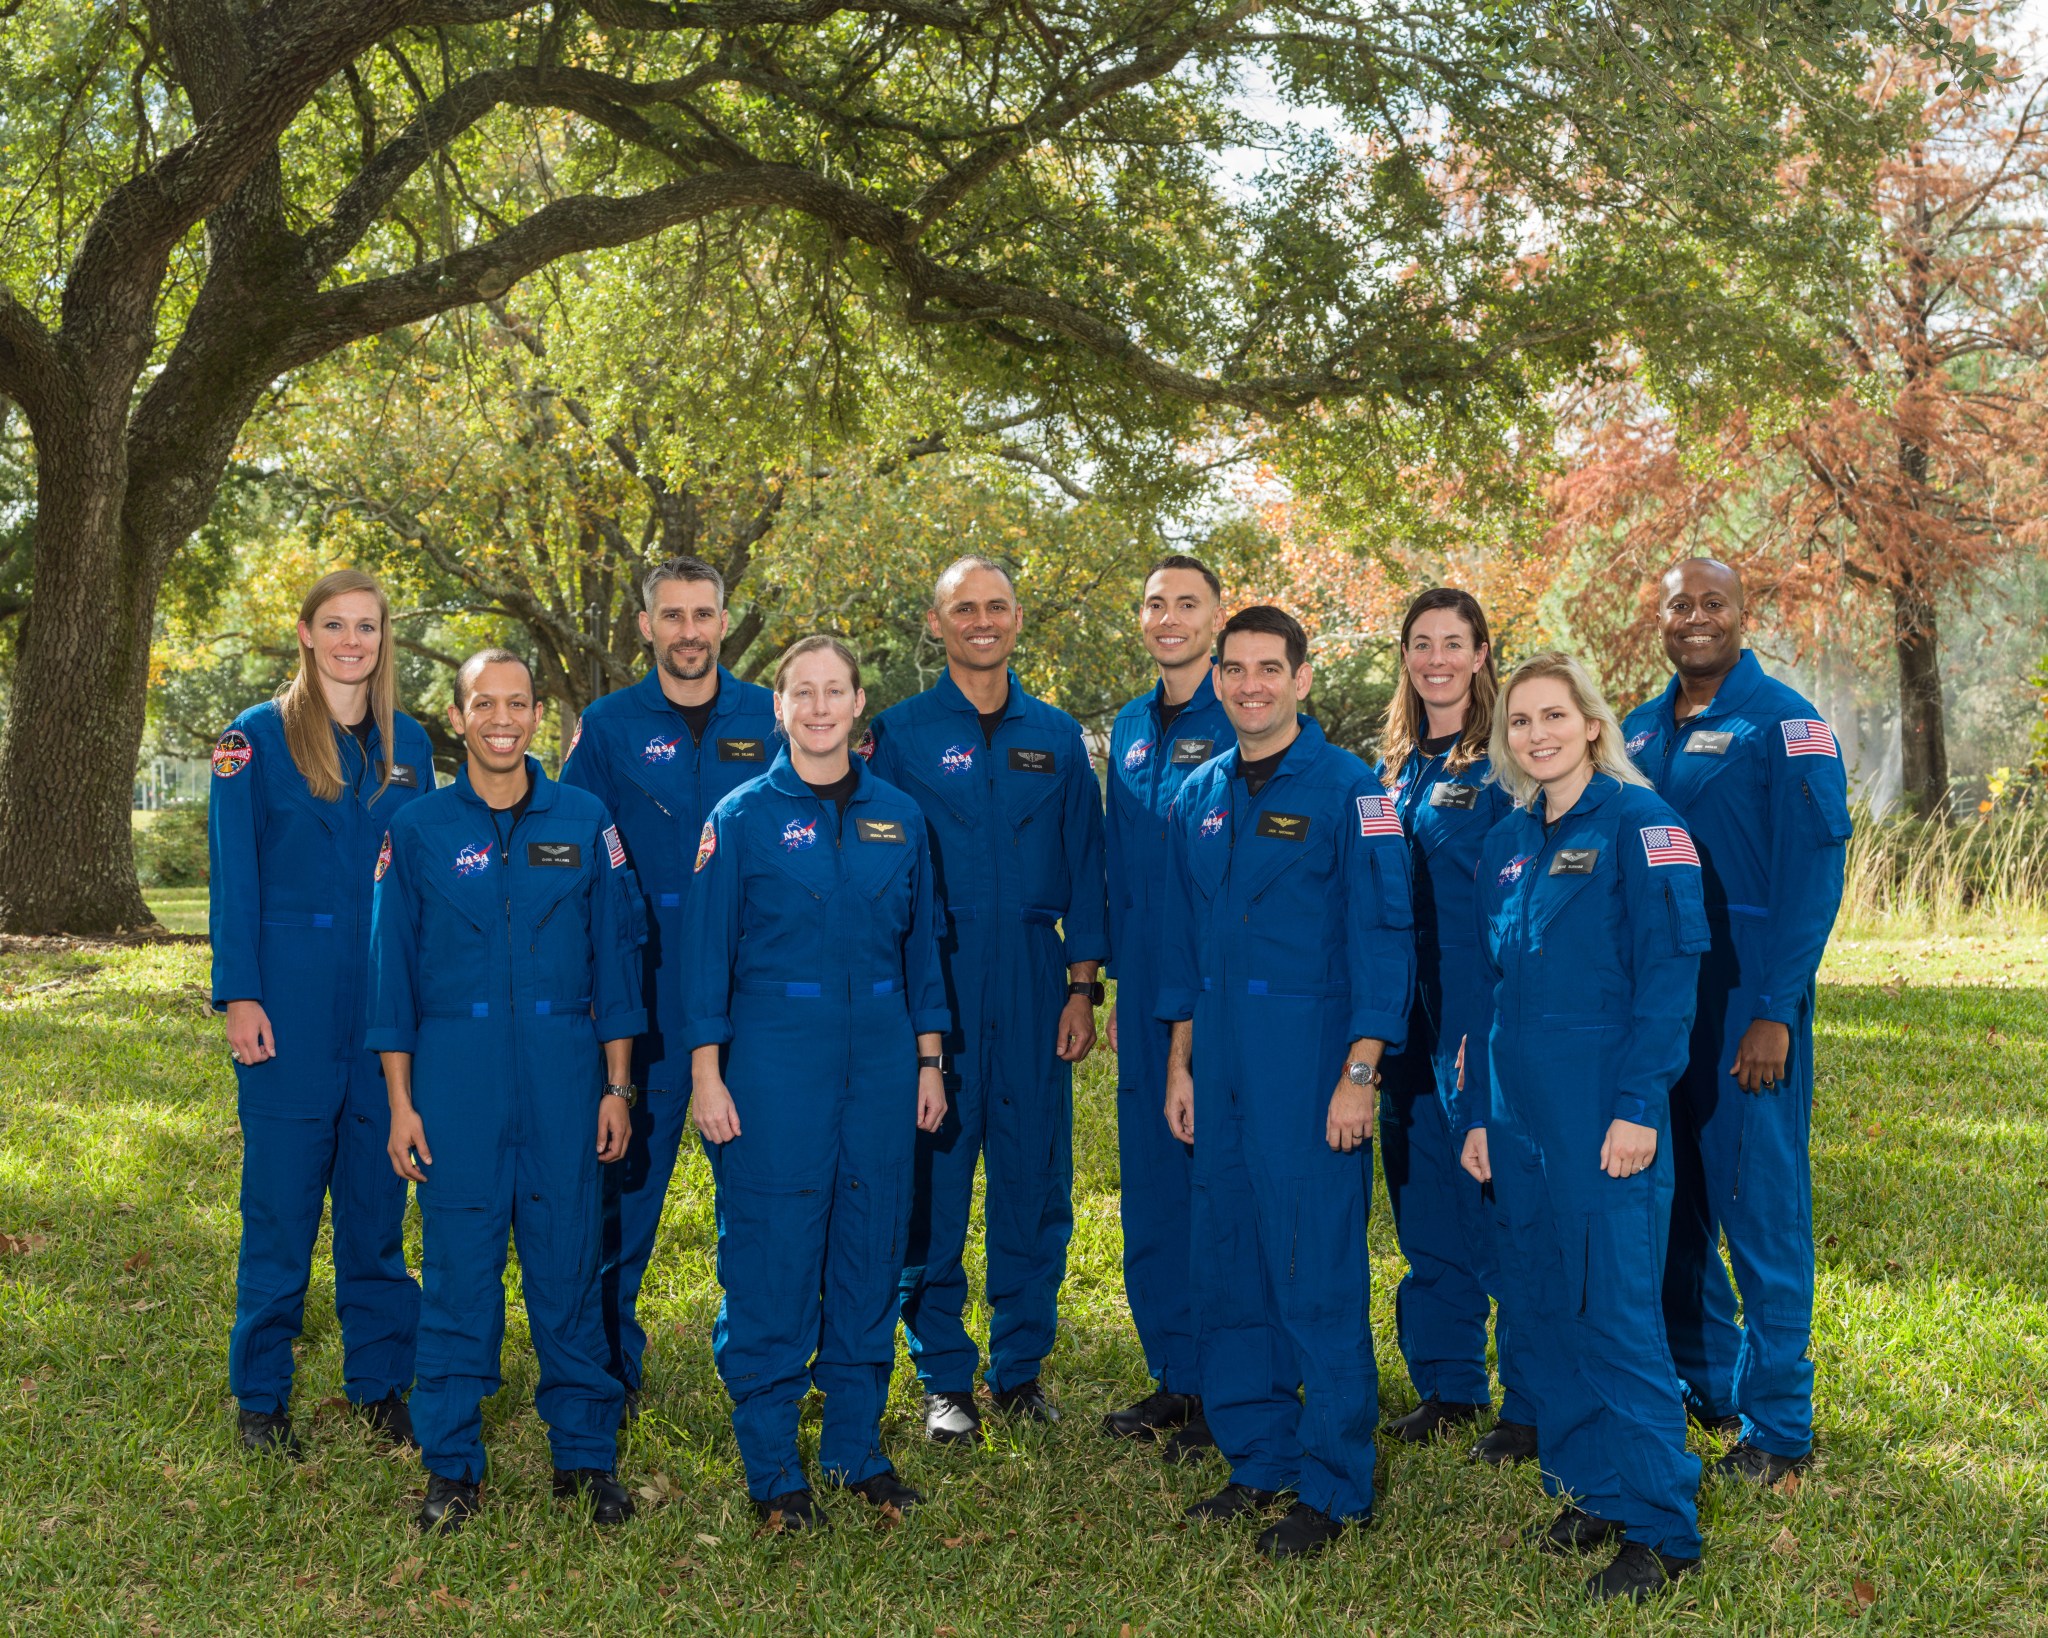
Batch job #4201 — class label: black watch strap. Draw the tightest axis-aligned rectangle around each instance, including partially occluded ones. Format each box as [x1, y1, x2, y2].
[1068, 980, 1106, 1005]
[917, 1054, 945, 1071]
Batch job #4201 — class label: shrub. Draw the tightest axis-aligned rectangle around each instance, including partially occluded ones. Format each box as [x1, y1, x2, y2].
[1840, 805, 2048, 932]
[135, 804, 210, 888]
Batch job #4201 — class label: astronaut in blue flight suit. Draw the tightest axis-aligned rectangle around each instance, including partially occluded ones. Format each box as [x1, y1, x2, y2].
[862, 556, 1109, 1443]
[1372, 589, 1533, 1466]
[558, 555, 778, 1418]
[210, 569, 434, 1459]
[1159, 605, 1415, 1562]
[1621, 559, 1851, 1484]
[368, 650, 646, 1535]
[683, 635, 950, 1530]
[1100, 553, 1232, 1457]
[1466, 652, 1710, 1605]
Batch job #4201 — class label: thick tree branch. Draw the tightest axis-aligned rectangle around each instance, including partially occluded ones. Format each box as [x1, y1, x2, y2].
[0, 284, 65, 420]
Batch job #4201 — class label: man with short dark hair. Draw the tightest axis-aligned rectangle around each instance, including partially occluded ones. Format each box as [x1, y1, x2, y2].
[559, 558, 778, 1419]
[1159, 605, 1414, 1559]
[1100, 554, 1229, 1457]
[1621, 559, 1851, 1484]
[865, 556, 1109, 1443]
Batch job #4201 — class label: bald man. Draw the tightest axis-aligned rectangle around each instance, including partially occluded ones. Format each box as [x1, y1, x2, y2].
[1620, 561, 1851, 1484]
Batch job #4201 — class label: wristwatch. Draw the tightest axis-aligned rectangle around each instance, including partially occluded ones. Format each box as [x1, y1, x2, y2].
[601, 1083, 639, 1108]
[1344, 1060, 1380, 1089]
[1067, 980, 1107, 1005]
[917, 1054, 946, 1072]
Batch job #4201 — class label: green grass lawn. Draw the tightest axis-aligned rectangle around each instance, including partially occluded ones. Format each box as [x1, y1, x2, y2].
[2, 933, 2044, 1634]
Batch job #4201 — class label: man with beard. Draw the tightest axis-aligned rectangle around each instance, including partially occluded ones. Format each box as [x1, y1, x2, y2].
[561, 557, 779, 1421]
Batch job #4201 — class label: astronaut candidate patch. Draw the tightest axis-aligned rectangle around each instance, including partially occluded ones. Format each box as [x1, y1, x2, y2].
[212, 730, 253, 779]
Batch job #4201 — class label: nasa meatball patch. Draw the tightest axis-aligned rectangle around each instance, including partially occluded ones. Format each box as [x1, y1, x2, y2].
[453, 842, 493, 877]
[693, 819, 717, 873]
[212, 730, 253, 779]
[1122, 738, 1153, 772]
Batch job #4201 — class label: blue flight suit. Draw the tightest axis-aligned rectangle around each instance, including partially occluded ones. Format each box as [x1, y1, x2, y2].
[208, 701, 435, 1416]
[366, 759, 646, 1482]
[559, 666, 778, 1393]
[864, 670, 1109, 1394]
[1156, 719, 1414, 1522]
[1104, 669, 1233, 1396]
[1623, 651, 1851, 1457]
[1475, 773, 1711, 1558]
[681, 750, 949, 1499]
[1377, 745, 1531, 1421]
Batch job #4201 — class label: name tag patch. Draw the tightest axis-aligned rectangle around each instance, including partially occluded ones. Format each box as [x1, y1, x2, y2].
[1429, 782, 1479, 810]
[1171, 738, 1214, 765]
[1008, 747, 1055, 774]
[1548, 848, 1599, 875]
[383, 763, 420, 789]
[855, 818, 907, 844]
[528, 842, 581, 868]
[718, 737, 766, 762]
[1255, 811, 1310, 840]
[1684, 730, 1734, 756]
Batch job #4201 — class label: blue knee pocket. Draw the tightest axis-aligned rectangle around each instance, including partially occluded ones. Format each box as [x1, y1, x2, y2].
[1280, 1169, 1371, 1329]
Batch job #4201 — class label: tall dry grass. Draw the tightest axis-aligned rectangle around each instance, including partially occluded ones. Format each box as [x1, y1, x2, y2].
[1839, 804, 2048, 933]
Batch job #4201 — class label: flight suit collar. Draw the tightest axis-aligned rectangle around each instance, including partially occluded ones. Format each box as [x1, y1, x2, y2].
[1652, 648, 1765, 727]
[630, 663, 745, 723]
[1531, 769, 1621, 827]
[935, 666, 1025, 725]
[1150, 666, 1218, 722]
[449, 755, 559, 814]
[1220, 714, 1325, 785]
[762, 743, 885, 809]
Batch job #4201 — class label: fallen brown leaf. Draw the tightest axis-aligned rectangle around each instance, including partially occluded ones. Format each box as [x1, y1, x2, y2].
[294, 1573, 314, 1588]
[1775, 1470, 1803, 1498]
[693, 1532, 720, 1548]
[1884, 1259, 1902, 1272]
[1852, 1578, 1877, 1608]
[123, 1248, 151, 1272]
[942, 1535, 965, 1549]
[877, 1501, 905, 1528]
[1769, 1527, 1799, 1559]
[431, 1586, 469, 1611]
[755, 1511, 786, 1537]
[385, 1557, 423, 1587]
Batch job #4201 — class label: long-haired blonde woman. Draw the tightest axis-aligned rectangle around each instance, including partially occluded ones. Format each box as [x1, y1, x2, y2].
[1466, 652, 1711, 1603]
[207, 568, 437, 1457]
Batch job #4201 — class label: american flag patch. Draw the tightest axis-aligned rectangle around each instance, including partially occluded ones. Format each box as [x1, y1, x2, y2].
[604, 824, 627, 869]
[1357, 792, 1402, 838]
[1780, 718, 1838, 758]
[1640, 825, 1701, 868]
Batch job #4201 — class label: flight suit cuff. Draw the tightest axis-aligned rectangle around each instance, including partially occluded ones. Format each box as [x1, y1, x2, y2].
[1609, 1091, 1653, 1126]
[1063, 937, 1111, 965]
[1345, 1006, 1407, 1051]
[1751, 994, 1800, 1026]
[595, 1008, 648, 1044]
[1153, 986, 1196, 1022]
[1459, 1114, 1487, 1135]
[210, 973, 263, 1011]
[684, 1017, 734, 1051]
[364, 1024, 417, 1055]
[911, 1007, 951, 1035]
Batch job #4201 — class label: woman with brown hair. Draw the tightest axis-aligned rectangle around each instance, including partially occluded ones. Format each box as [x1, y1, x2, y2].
[207, 568, 438, 1457]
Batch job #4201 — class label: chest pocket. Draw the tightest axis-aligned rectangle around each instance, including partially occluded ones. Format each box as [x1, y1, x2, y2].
[849, 817, 917, 912]
[1240, 808, 1328, 905]
[998, 742, 1067, 829]
[756, 812, 838, 897]
[1670, 725, 1758, 805]
[1531, 838, 1615, 938]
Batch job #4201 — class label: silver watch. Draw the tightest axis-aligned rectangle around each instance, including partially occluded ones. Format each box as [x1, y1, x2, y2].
[602, 1082, 639, 1108]
[1345, 1060, 1380, 1088]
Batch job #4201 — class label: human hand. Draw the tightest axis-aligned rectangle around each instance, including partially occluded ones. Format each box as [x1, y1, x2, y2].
[1730, 1019, 1792, 1093]
[693, 1077, 742, 1145]
[597, 1096, 631, 1161]
[1599, 1118, 1657, 1179]
[1461, 1126, 1492, 1183]
[224, 999, 275, 1065]
[388, 1107, 431, 1183]
[917, 1066, 947, 1133]
[1326, 1080, 1375, 1152]
[1055, 994, 1097, 1063]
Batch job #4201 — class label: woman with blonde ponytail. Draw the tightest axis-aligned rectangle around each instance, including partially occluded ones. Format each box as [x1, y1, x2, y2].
[207, 569, 439, 1459]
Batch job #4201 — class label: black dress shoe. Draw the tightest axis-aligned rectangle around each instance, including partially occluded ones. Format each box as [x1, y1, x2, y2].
[923, 1390, 983, 1445]
[990, 1379, 1060, 1423]
[755, 1489, 830, 1532]
[1103, 1389, 1200, 1441]
[1585, 1539, 1699, 1603]
[417, 1474, 481, 1535]
[1471, 1419, 1538, 1466]
[1256, 1502, 1357, 1560]
[552, 1468, 636, 1525]
[1383, 1397, 1487, 1444]
[618, 1385, 642, 1431]
[845, 1469, 925, 1512]
[237, 1408, 303, 1460]
[1161, 1411, 1218, 1465]
[1522, 1505, 1623, 1555]
[1688, 1405, 1743, 1440]
[356, 1391, 416, 1449]
[1184, 1482, 1284, 1523]
[1713, 1441, 1811, 1484]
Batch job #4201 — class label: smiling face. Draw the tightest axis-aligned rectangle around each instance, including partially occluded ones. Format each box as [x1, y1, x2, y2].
[448, 660, 542, 776]
[298, 589, 383, 695]
[640, 575, 729, 685]
[774, 648, 865, 761]
[928, 565, 1020, 674]
[1658, 560, 1745, 682]
[1403, 607, 1488, 723]
[1504, 675, 1598, 790]
[1140, 567, 1220, 677]
[1217, 629, 1311, 746]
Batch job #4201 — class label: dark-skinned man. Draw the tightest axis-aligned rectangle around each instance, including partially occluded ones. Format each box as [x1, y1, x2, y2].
[1101, 554, 1231, 1459]
[863, 556, 1109, 1442]
[1621, 561, 1851, 1483]
[1159, 606, 1415, 1559]
[369, 650, 647, 1533]
[559, 557, 778, 1422]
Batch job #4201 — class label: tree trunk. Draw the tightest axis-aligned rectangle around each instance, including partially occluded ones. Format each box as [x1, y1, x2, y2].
[1893, 578, 1949, 819]
[0, 425, 159, 932]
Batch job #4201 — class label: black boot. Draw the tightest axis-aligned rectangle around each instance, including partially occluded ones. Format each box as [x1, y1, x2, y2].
[1183, 1482, 1283, 1523]
[1382, 1397, 1486, 1445]
[417, 1474, 481, 1535]
[845, 1469, 925, 1513]
[1522, 1505, 1623, 1555]
[1256, 1502, 1357, 1560]
[755, 1489, 830, 1532]
[1161, 1411, 1218, 1465]
[236, 1408, 303, 1460]
[922, 1390, 983, 1445]
[1713, 1441, 1811, 1485]
[990, 1378, 1060, 1424]
[552, 1468, 636, 1525]
[1585, 1540, 1699, 1603]
[356, 1391, 415, 1450]
[1688, 1405, 1743, 1440]
[1102, 1389, 1200, 1441]
[1471, 1419, 1538, 1467]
